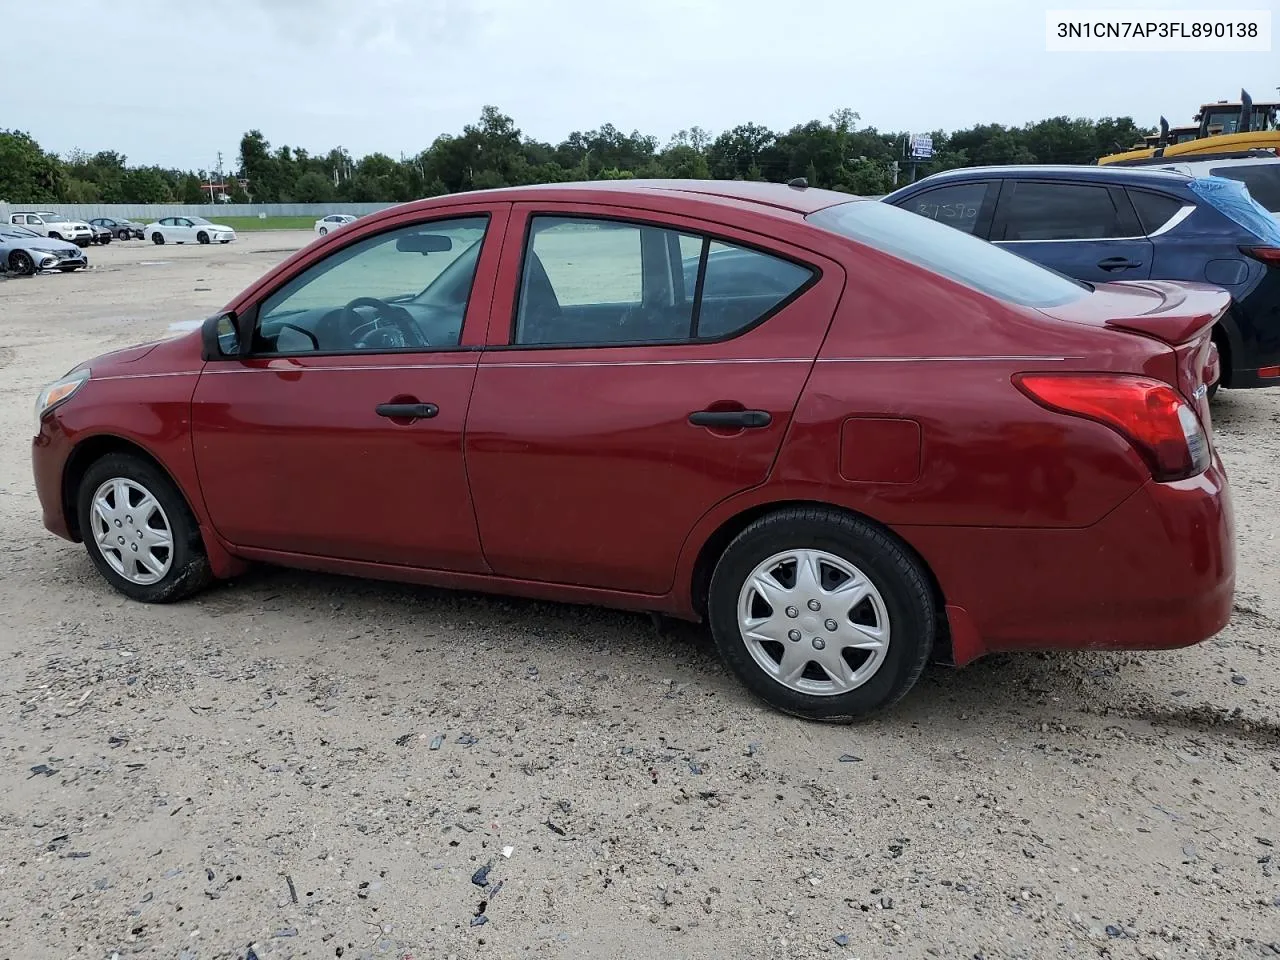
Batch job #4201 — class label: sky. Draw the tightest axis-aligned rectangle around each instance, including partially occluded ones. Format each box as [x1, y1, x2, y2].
[4, 0, 1276, 170]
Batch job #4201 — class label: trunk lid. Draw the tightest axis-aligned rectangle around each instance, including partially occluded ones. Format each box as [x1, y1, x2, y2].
[1037, 279, 1230, 427]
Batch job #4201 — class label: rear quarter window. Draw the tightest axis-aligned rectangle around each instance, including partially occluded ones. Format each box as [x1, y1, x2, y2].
[1190, 176, 1280, 244]
[811, 200, 1087, 308]
[1208, 164, 1280, 211]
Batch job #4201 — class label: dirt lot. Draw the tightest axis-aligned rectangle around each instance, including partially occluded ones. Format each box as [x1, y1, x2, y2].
[1, 233, 1278, 960]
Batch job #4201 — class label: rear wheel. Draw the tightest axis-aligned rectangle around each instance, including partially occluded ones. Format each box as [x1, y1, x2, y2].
[152, 232, 165, 244]
[319, 226, 328, 236]
[117, 228, 131, 240]
[76, 453, 212, 603]
[197, 231, 210, 244]
[707, 507, 936, 721]
[8, 250, 36, 276]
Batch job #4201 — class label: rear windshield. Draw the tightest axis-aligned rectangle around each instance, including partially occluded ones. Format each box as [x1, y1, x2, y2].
[1207, 164, 1280, 212]
[1190, 176, 1280, 244]
[807, 200, 1088, 307]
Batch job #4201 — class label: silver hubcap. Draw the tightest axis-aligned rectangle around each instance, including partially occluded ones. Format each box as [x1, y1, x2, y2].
[737, 549, 890, 696]
[90, 478, 173, 585]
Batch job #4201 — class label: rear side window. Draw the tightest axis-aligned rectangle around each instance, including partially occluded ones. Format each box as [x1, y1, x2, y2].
[1208, 164, 1280, 211]
[897, 182, 992, 236]
[810, 201, 1087, 308]
[1127, 190, 1186, 234]
[514, 216, 814, 346]
[996, 181, 1131, 241]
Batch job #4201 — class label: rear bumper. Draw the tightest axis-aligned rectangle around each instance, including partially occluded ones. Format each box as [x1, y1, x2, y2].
[1222, 366, 1280, 389]
[904, 457, 1235, 664]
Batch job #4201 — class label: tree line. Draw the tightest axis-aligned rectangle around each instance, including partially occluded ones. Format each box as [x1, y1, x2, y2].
[1, 106, 1149, 205]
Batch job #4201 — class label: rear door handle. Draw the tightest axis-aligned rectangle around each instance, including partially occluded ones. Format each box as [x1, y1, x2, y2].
[375, 402, 438, 420]
[1097, 257, 1142, 271]
[688, 409, 772, 429]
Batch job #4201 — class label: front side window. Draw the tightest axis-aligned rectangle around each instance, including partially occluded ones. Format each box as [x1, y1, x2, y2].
[996, 182, 1130, 241]
[514, 216, 814, 347]
[899, 182, 992, 236]
[252, 216, 488, 355]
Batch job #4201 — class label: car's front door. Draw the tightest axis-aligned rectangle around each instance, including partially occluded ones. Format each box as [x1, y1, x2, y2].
[463, 203, 844, 594]
[191, 205, 508, 570]
[990, 179, 1153, 281]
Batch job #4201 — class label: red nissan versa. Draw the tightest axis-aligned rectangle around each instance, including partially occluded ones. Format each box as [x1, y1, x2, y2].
[31, 180, 1235, 720]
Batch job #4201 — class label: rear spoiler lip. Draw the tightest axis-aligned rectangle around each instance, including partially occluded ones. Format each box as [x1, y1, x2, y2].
[1104, 310, 1223, 346]
[1099, 282, 1232, 346]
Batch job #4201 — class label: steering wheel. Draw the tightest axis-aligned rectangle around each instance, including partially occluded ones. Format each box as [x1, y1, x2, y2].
[338, 297, 427, 349]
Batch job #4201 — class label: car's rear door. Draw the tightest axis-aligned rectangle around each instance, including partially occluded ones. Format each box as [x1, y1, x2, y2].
[990, 179, 1154, 281]
[462, 202, 844, 595]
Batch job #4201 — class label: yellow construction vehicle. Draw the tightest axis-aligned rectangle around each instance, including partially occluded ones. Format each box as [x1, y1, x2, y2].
[1098, 89, 1279, 166]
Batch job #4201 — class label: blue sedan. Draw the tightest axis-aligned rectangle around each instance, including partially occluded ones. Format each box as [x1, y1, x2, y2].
[883, 165, 1280, 391]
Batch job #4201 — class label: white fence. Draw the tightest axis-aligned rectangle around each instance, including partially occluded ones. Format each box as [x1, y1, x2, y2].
[0, 201, 399, 222]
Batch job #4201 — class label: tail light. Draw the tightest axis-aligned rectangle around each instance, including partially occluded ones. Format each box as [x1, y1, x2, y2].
[1240, 246, 1280, 264]
[1014, 373, 1210, 482]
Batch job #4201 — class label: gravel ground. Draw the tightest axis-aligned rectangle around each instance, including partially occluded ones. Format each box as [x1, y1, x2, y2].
[1, 233, 1278, 960]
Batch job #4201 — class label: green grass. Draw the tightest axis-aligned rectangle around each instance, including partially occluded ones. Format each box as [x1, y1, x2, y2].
[201, 216, 318, 231]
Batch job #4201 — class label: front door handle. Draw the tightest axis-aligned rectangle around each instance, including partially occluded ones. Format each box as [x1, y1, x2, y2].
[688, 409, 772, 429]
[375, 402, 438, 420]
[1097, 257, 1142, 271]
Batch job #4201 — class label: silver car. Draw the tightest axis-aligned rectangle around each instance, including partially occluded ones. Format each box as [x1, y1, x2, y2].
[0, 224, 89, 275]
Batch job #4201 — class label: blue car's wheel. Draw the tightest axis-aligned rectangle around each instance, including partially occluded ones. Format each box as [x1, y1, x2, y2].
[8, 250, 36, 276]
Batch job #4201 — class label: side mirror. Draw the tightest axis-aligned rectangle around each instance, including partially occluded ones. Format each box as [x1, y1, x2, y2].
[201, 311, 240, 360]
[396, 233, 453, 254]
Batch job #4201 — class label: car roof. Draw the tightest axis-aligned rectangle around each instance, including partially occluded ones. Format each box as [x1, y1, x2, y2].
[902, 165, 1195, 190]
[394, 179, 860, 219]
[1159, 155, 1280, 170]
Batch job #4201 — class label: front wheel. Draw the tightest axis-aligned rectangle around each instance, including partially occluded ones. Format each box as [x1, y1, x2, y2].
[8, 250, 36, 275]
[197, 231, 210, 244]
[76, 453, 213, 603]
[117, 229, 131, 240]
[152, 232, 165, 245]
[707, 507, 936, 721]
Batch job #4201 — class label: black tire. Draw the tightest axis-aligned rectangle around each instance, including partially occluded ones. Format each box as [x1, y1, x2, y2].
[118, 229, 131, 240]
[76, 452, 213, 603]
[8, 250, 36, 276]
[197, 231, 210, 244]
[1207, 381, 1220, 400]
[319, 226, 328, 236]
[152, 232, 164, 245]
[48, 232, 63, 242]
[100, 235, 112, 245]
[707, 507, 936, 721]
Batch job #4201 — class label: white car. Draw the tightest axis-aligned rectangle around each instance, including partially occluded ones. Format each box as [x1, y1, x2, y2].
[144, 216, 237, 245]
[1148, 156, 1280, 213]
[314, 214, 358, 236]
[8, 211, 95, 247]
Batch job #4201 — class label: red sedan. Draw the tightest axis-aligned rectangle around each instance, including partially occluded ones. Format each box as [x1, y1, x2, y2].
[31, 180, 1234, 720]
